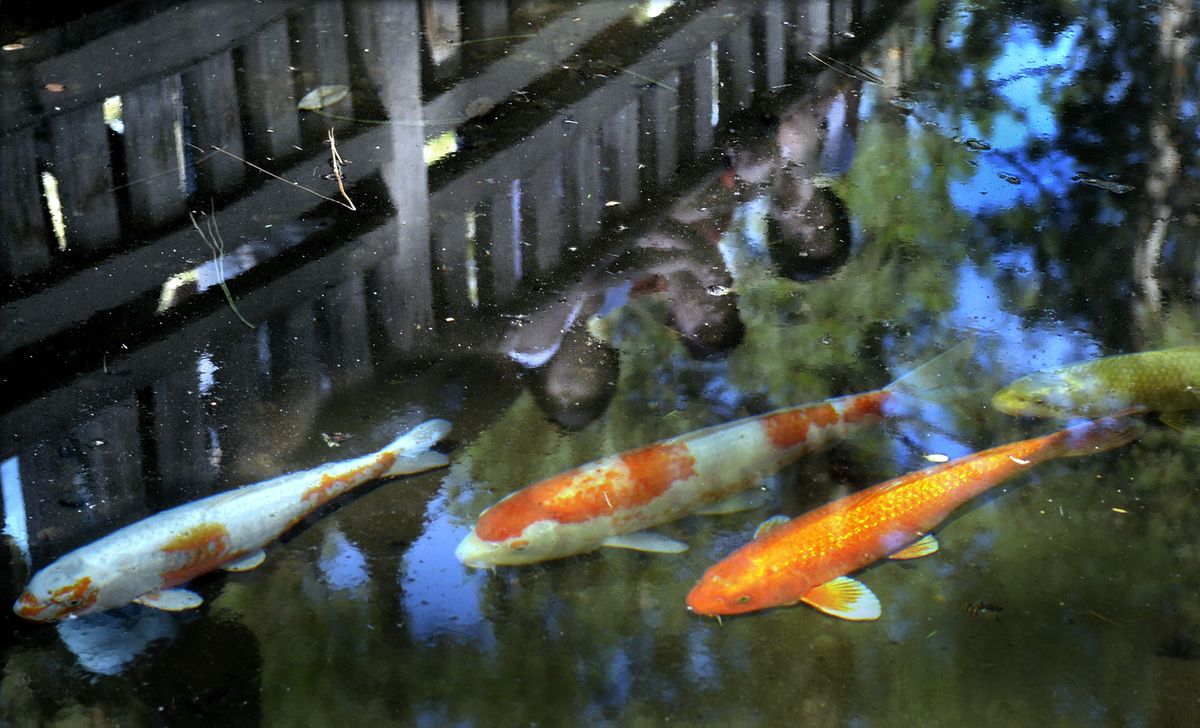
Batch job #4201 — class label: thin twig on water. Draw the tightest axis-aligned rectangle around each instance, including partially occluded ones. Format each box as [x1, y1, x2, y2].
[189, 143, 356, 211]
[327, 129, 355, 211]
[189, 209, 255, 330]
[616, 66, 677, 92]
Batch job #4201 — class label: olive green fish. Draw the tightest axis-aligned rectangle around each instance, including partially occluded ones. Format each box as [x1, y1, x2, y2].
[992, 346, 1200, 418]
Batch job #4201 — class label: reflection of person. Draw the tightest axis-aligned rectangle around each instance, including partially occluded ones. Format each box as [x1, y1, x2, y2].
[766, 89, 856, 281]
[508, 86, 861, 429]
[506, 223, 744, 429]
[712, 87, 858, 286]
[767, 185, 852, 281]
[508, 224, 744, 429]
[525, 323, 619, 430]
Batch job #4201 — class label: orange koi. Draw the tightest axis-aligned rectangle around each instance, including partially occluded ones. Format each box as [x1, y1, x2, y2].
[686, 418, 1139, 620]
[456, 346, 969, 567]
[14, 420, 450, 622]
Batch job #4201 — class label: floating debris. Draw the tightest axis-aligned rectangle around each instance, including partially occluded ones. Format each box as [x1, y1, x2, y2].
[2, 41, 25, 51]
[1073, 174, 1134, 194]
[298, 84, 351, 111]
[706, 284, 733, 297]
[198, 143, 357, 211]
[997, 173, 1021, 185]
[965, 600, 1003, 617]
[889, 97, 918, 112]
[955, 137, 992, 152]
[44, 82, 65, 93]
[923, 453, 950, 463]
[806, 51, 884, 85]
[326, 129, 356, 211]
[452, 33, 535, 46]
[616, 66, 678, 92]
[321, 432, 354, 448]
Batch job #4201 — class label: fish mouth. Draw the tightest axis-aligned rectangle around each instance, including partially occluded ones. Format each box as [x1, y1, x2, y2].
[454, 532, 498, 569]
[13, 592, 55, 622]
[685, 587, 723, 616]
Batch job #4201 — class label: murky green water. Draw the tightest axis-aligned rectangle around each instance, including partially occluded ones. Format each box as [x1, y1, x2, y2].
[2, 0, 1200, 725]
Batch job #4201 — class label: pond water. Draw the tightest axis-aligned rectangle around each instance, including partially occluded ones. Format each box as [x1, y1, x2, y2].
[2, 0, 1199, 725]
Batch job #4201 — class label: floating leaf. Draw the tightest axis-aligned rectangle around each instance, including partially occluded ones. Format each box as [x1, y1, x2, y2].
[298, 84, 350, 111]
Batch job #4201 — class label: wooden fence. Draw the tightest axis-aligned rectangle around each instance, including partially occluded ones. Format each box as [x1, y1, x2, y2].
[0, 0, 892, 565]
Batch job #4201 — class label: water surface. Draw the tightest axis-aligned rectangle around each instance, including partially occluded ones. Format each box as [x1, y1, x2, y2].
[2, 1, 1199, 725]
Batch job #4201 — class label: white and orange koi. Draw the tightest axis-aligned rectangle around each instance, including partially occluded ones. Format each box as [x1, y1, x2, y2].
[14, 419, 451, 622]
[686, 418, 1139, 621]
[455, 347, 968, 567]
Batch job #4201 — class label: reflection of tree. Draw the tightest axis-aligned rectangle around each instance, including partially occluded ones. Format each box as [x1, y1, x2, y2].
[889, 1, 1200, 354]
[1130, 2, 1192, 347]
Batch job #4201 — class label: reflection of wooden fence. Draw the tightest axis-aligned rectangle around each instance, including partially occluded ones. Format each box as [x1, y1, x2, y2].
[0, 0, 891, 562]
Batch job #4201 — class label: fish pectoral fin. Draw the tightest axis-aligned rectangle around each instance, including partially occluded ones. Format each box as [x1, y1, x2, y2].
[800, 577, 881, 621]
[222, 549, 267, 572]
[753, 515, 791, 540]
[390, 450, 450, 475]
[694, 490, 769, 516]
[888, 534, 939, 560]
[134, 588, 204, 612]
[381, 419, 453, 477]
[601, 532, 688, 554]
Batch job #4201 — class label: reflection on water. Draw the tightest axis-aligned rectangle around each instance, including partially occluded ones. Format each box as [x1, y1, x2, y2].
[3, 0, 1200, 724]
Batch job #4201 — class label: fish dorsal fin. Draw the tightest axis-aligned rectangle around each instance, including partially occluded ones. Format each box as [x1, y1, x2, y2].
[1159, 411, 1200, 434]
[800, 576, 881, 621]
[602, 532, 688, 554]
[134, 588, 204, 612]
[694, 489, 769, 516]
[222, 549, 267, 572]
[753, 515, 791, 540]
[888, 534, 939, 560]
[884, 340, 975, 403]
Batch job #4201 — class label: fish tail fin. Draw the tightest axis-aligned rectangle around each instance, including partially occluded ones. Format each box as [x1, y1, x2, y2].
[382, 419, 452, 477]
[883, 339, 975, 406]
[1057, 417, 1142, 457]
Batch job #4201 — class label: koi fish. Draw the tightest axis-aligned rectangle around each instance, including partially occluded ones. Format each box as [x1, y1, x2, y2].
[685, 418, 1138, 620]
[14, 419, 451, 622]
[455, 346, 969, 567]
[992, 346, 1200, 419]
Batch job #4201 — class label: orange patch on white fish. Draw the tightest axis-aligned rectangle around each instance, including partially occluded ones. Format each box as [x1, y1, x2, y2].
[760, 402, 839, 449]
[841, 390, 890, 424]
[620, 442, 699, 503]
[21, 576, 99, 619]
[300, 452, 396, 505]
[475, 443, 698, 542]
[159, 523, 233, 585]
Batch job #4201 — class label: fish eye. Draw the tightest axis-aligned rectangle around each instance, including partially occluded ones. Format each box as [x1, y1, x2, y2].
[64, 597, 81, 608]
[737, 595, 751, 604]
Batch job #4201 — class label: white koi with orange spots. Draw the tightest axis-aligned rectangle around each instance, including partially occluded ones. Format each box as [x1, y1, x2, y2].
[14, 419, 451, 622]
[455, 346, 967, 567]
